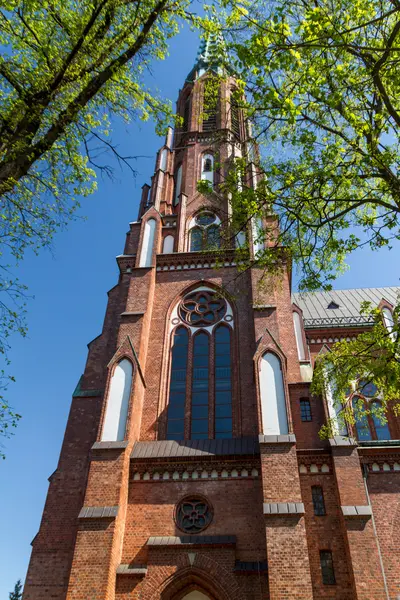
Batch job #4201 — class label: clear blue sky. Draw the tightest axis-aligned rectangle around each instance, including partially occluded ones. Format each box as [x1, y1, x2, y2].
[1, 23, 400, 598]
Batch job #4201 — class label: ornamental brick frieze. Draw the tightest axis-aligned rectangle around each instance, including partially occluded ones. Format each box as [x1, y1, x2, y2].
[297, 454, 332, 475]
[116, 253, 137, 274]
[130, 462, 260, 483]
[156, 249, 241, 272]
[179, 128, 236, 146]
[359, 456, 400, 473]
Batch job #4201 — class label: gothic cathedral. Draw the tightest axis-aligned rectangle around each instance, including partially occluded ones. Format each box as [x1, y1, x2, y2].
[23, 36, 400, 600]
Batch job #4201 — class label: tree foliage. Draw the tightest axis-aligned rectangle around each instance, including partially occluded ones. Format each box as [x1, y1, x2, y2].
[225, 0, 400, 289]
[312, 302, 400, 437]
[0, 0, 214, 450]
[205, 0, 400, 430]
[9, 579, 23, 600]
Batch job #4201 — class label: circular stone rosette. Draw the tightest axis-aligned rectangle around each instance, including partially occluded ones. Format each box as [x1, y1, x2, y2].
[175, 495, 213, 534]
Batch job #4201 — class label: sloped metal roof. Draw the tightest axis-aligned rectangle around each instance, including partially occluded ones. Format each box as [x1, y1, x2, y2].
[131, 437, 259, 460]
[292, 287, 399, 329]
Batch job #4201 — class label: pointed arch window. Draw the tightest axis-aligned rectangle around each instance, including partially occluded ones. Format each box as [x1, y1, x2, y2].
[293, 311, 307, 361]
[102, 359, 133, 442]
[160, 148, 168, 171]
[189, 213, 221, 251]
[201, 153, 214, 184]
[166, 290, 234, 440]
[382, 307, 396, 341]
[259, 352, 288, 435]
[349, 376, 391, 441]
[139, 218, 156, 267]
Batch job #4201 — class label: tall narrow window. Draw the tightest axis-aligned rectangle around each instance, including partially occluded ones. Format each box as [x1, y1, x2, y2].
[191, 332, 210, 439]
[173, 165, 182, 206]
[259, 352, 288, 435]
[190, 227, 203, 252]
[166, 327, 188, 440]
[139, 218, 156, 267]
[215, 326, 233, 438]
[370, 401, 391, 440]
[382, 307, 396, 341]
[252, 216, 264, 257]
[352, 397, 372, 441]
[231, 89, 240, 138]
[293, 311, 307, 361]
[102, 359, 133, 442]
[162, 235, 174, 254]
[312, 486, 326, 516]
[202, 80, 217, 131]
[206, 224, 220, 249]
[320, 551, 336, 585]
[300, 398, 312, 422]
[201, 154, 214, 184]
[160, 148, 168, 171]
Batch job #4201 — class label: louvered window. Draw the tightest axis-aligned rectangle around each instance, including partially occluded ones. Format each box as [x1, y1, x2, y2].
[203, 81, 217, 131]
[231, 89, 240, 138]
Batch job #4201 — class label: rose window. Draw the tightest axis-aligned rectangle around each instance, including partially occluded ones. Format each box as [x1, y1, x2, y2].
[175, 496, 213, 533]
[179, 291, 227, 326]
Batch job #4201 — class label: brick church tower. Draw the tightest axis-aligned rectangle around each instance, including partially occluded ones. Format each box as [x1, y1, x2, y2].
[24, 35, 400, 600]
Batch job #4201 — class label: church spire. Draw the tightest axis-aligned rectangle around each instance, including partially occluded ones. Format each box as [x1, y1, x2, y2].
[186, 27, 228, 82]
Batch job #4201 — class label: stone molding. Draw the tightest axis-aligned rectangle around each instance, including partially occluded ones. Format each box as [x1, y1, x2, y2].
[263, 502, 305, 516]
[258, 434, 296, 444]
[78, 506, 119, 519]
[156, 250, 241, 272]
[117, 564, 147, 576]
[147, 535, 236, 547]
[341, 505, 372, 518]
[132, 465, 259, 482]
[329, 436, 358, 447]
[91, 441, 129, 451]
[298, 462, 331, 475]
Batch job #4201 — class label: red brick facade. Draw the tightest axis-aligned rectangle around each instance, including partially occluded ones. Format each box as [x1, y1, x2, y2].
[23, 46, 400, 600]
